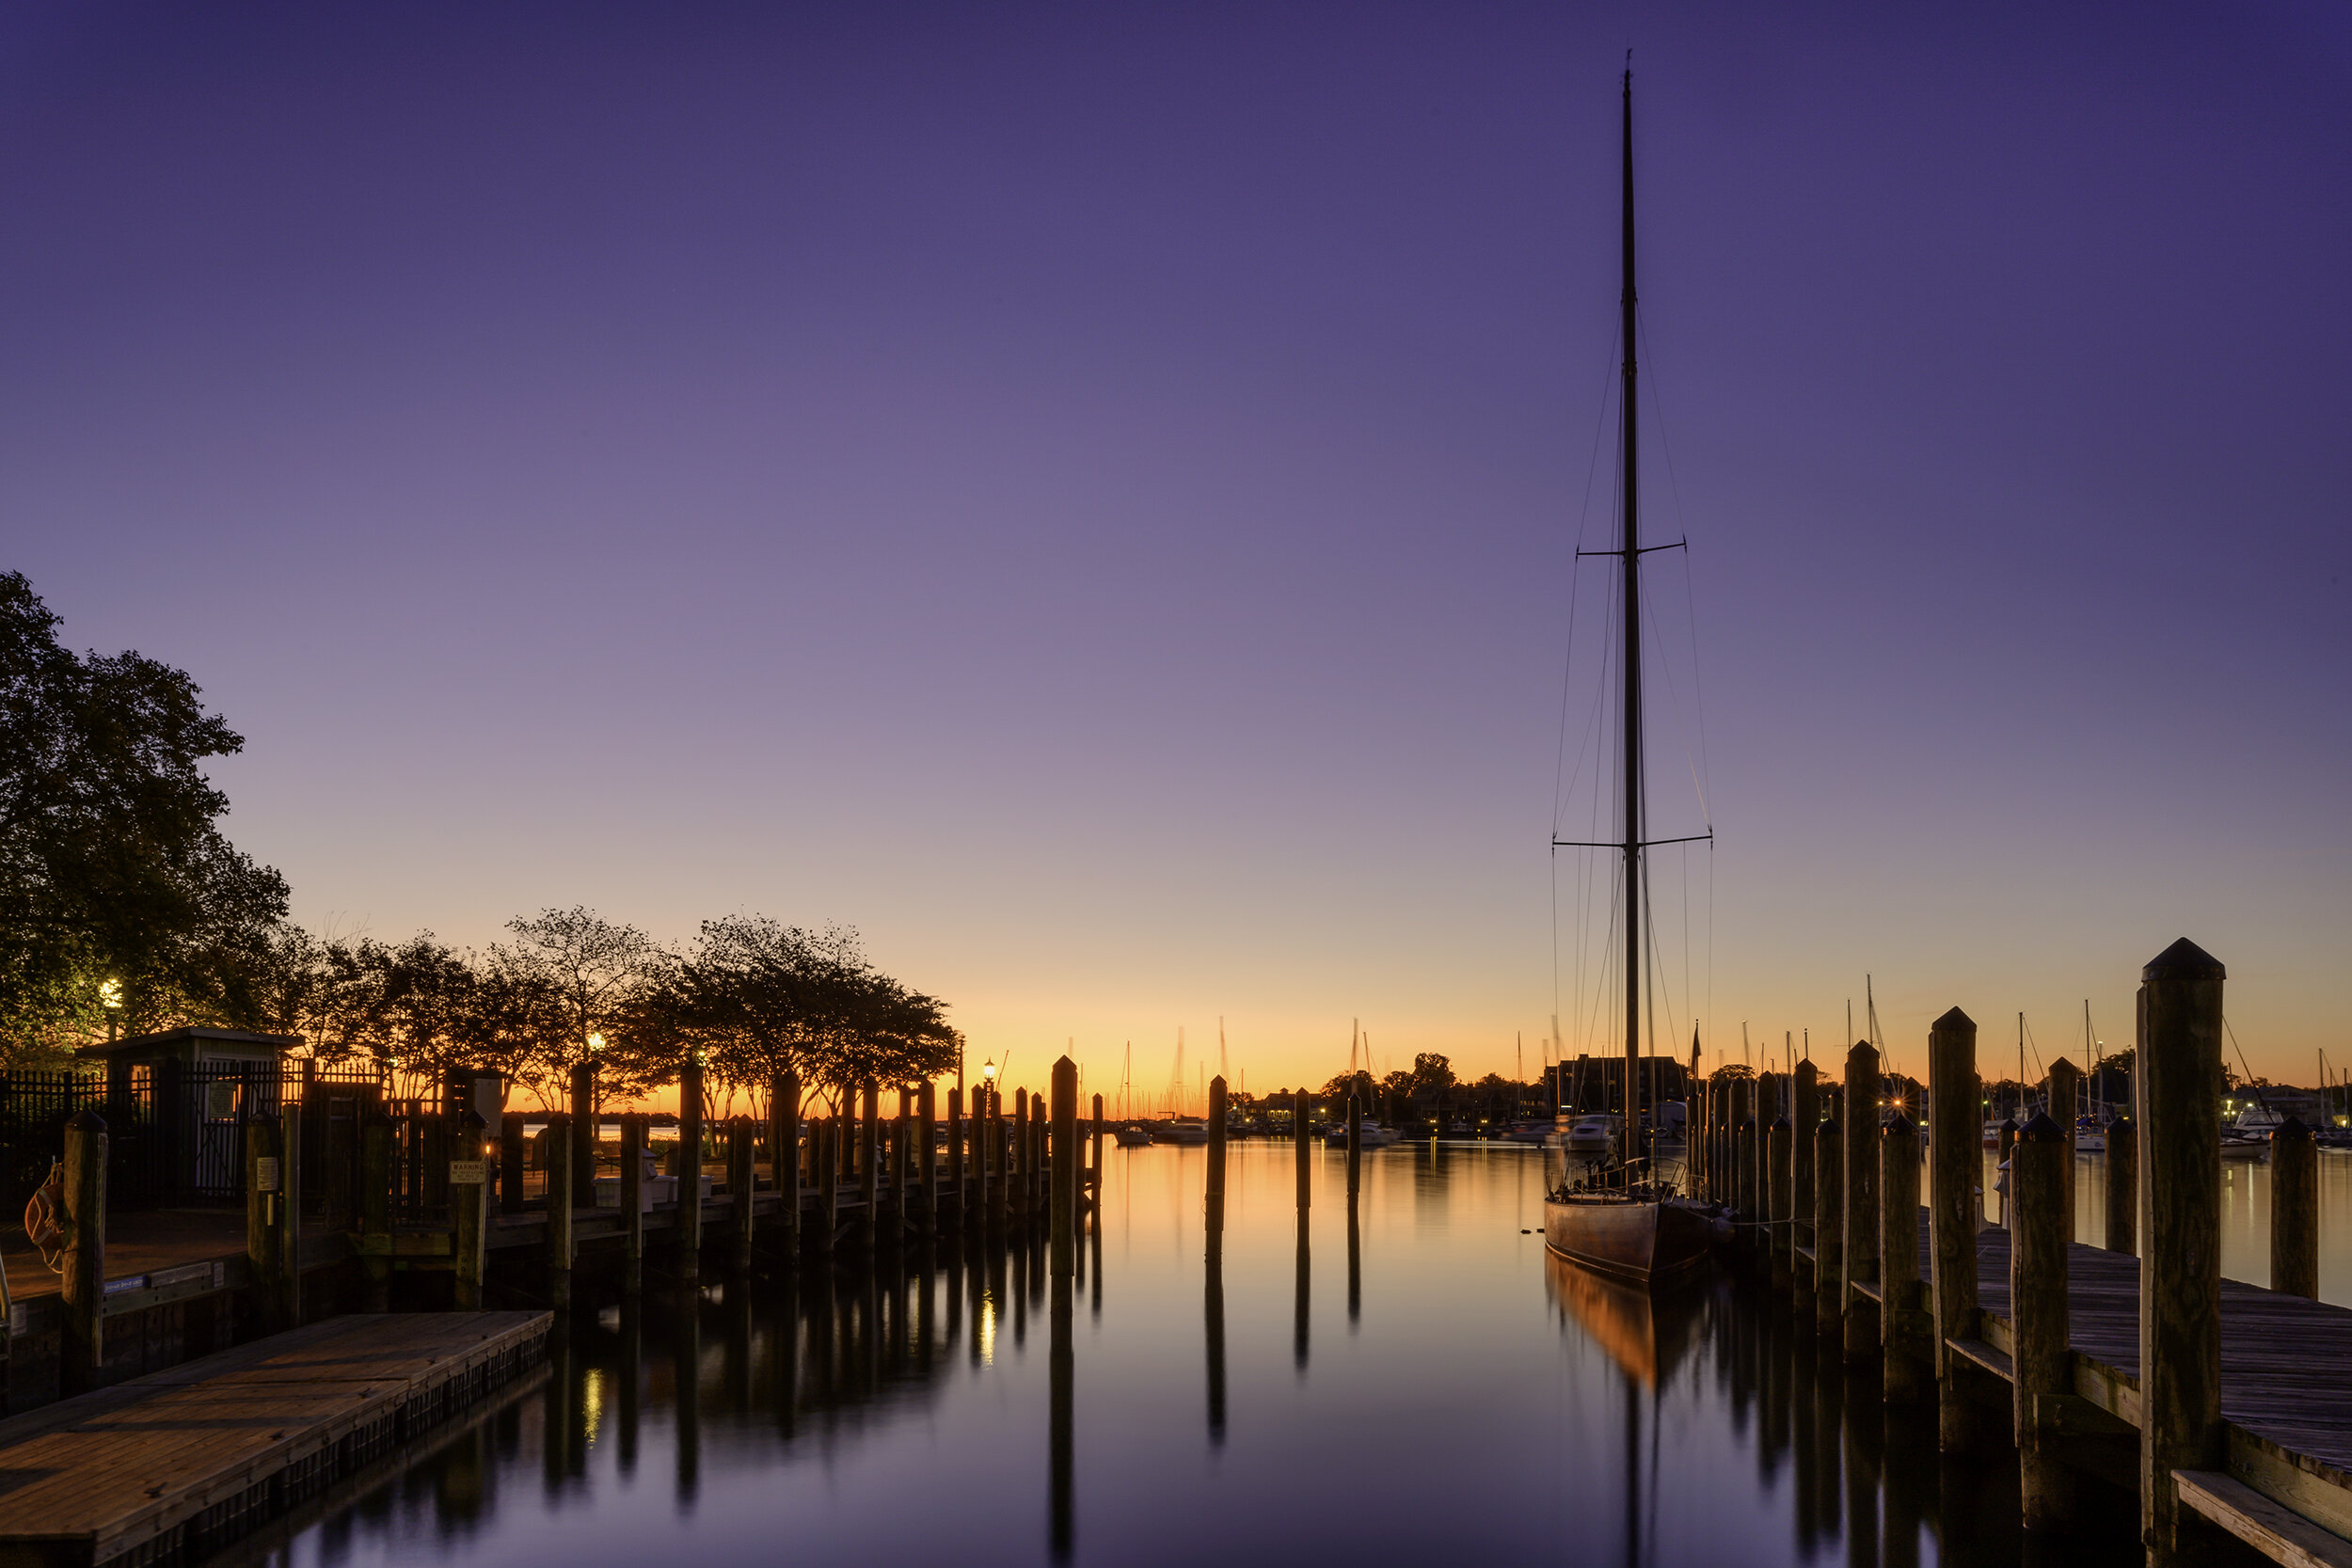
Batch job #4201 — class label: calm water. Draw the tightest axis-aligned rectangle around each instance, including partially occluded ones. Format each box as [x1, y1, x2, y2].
[218, 1139, 2352, 1568]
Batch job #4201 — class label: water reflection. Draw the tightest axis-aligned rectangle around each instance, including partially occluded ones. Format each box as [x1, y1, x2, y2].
[246, 1144, 2183, 1568]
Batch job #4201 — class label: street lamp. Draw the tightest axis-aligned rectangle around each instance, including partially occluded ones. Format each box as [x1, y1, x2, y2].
[982, 1056, 998, 1113]
[587, 1032, 606, 1054]
[99, 977, 122, 1042]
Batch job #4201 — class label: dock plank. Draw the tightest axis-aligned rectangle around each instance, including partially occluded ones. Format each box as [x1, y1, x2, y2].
[0, 1311, 547, 1567]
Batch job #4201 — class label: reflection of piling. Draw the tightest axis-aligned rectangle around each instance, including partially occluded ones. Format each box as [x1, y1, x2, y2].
[1878, 1111, 1930, 1404]
[1842, 1041, 1881, 1366]
[1346, 1200, 1360, 1327]
[2272, 1116, 2318, 1299]
[622, 1114, 645, 1293]
[1205, 1075, 1228, 1245]
[1294, 1212, 1311, 1372]
[1051, 1057, 1077, 1276]
[2139, 939, 2225, 1564]
[2106, 1113, 2136, 1255]
[546, 1110, 574, 1308]
[1814, 1116, 1843, 1341]
[673, 1287, 701, 1507]
[617, 1294, 642, 1477]
[2012, 1109, 2073, 1528]
[1050, 1275, 1074, 1561]
[1205, 1243, 1227, 1442]
[1926, 1007, 1979, 1449]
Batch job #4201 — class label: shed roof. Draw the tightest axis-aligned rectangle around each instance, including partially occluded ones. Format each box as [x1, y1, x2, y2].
[76, 1027, 301, 1059]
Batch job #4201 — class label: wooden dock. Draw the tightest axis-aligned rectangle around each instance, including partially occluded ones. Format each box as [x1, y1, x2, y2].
[0, 1310, 547, 1567]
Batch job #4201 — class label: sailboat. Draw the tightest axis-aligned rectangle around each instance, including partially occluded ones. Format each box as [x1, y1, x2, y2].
[1541, 67, 1712, 1292]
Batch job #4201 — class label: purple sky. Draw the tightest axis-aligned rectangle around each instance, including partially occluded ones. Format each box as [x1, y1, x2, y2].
[7, 4, 2347, 1094]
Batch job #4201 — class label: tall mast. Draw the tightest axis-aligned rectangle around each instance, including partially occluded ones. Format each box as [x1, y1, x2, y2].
[1619, 66, 1645, 1165]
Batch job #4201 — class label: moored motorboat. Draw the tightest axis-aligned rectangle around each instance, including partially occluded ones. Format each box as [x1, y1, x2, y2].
[1565, 1114, 1620, 1154]
[1112, 1124, 1152, 1148]
[1323, 1119, 1402, 1148]
[1152, 1117, 1209, 1146]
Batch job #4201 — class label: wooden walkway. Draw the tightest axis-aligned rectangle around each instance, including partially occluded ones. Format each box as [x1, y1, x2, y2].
[1956, 1220, 2352, 1544]
[0, 1310, 548, 1567]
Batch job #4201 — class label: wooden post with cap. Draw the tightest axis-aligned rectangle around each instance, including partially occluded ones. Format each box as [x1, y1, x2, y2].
[1791, 1059, 1818, 1318]
[2012, 1108, 2074, 1528]
[1051, 1057, 1077, 1276]
[1841, 1040, 1881, 1366]
[2271, 1116, 2318, 1300]
[1879, 1109, 1930, 1404]
[1928, 1006, 1981, 1449]
[60, 1110, 106, 1396]
[453, 1108, 488, 1309]
[1814, 1113, 1843, 1341]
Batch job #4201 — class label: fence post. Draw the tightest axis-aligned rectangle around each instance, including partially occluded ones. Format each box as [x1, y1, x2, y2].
[1842, 1041, 1881, 1366]
[278, 1100, 304, 1328]
[1928, 1006, 1981, 1449]
[453, 1109, 487, 1309]
[545, 1110, 573, 1308]
[2013, 1109, 2074, 1529]
[2139, 939, 2225, 1566]
[60, 1111, 106, 1396]
[361, 1108, 393, 1311]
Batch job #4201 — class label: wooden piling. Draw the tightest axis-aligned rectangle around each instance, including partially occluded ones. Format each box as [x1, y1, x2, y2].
[498, 1110, 525, 1214]
[2138, 938, 2225, 1566]
[1815, 1115, 1843, 1341]
[2012, 1109, 2074, 1528]
[946, 1087, 965, 1227]
[545, 1110, 574, 1307]
[1997, 1117, 2018, 1227]
[360, 1107, 393, 1312]
[988, 1093, 1008, 1231]
[1051, 1057, 1077, 1276]
[728, 1117, 755, 1275]
[1295, 1090, 1311, 1211]
[1345, 1094, 1361, 1198]
[570, 1061, 596, 1205]
[1842, 1041, 1881, 1366]
[892, 1088, 912, 1241]
[1206, 1075, 1229, 1241]
[453, 1109, 488, 1309]
[819, 1116, 840, 1254]
[1879, 1111, 1931, 1405]
[1737, 1076, 1758, 1226]
[2048, 1055, 2080, 1241]
[859, 1080, 880, 1248]
[772, 1069, 801, 1259]
[2106, 1112, 2136, 1256]
[60, 1110, 106, 1396]
[677, 1059, 705, 1276]
[1090, 1092, 1104, 1199]
[1928, 1006, 1981, 1449]
[622, 1113, 645, 1293]
[278, 1101, 304, 1327]
[1792, 1060, 1819, 1317]
[245, 1113, 280, 1332]
[2271, 1116, 2317, 1300]
[1769, 1109, 1792, 1288]
[918, 1082, 938, 1234]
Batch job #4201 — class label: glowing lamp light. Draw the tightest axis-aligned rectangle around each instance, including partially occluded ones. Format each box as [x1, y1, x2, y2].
[982, 1058, 998, 1083]
[98, 978, 122, 1011]
[587, 1032, 606, 1053]
[691, 1046, 709, 1068]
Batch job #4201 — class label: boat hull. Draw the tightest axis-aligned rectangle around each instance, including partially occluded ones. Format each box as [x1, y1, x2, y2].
[1544, 1196, 1712, 1291]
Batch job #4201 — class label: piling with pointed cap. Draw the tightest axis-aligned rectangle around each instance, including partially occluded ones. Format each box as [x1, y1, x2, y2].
[1792, 1059, 1819, 1317]
[1879, 1110, 1931, 1405]
[2047, 1056, 2080, 1242]
[2106, 1112, 2137, 1256]
[1928, 1006, 1982, 1449]
[2012, 1109, 2074, 1528]
[2271, 1116, 2318, 1299]
[1051, 1056, 1078, 1276]
[2138, 938, 2226, 1565]
[1842, 1040, 1882, 1366]
[60, 1109, 106, 1394]
[1814, 1114, 1844, 1341]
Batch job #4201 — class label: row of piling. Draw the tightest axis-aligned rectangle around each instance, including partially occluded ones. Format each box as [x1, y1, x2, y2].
[1689, 940, 2329, 1562]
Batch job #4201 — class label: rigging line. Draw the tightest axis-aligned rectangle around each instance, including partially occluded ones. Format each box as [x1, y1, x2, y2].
[1635, 559, 1708, 835]
[1554, 317, 1625, 835]
[1636, 300, 1713, 828]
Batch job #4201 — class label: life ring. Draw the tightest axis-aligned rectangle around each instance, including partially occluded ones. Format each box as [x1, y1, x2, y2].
[24, 1160, 66, 1274]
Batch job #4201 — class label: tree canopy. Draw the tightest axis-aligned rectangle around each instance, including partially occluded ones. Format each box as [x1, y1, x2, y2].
[0, 572, 288, 1058]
